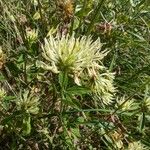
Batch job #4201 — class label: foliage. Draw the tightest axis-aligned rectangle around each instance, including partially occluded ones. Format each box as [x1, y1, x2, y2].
[0, 0, 150, 149]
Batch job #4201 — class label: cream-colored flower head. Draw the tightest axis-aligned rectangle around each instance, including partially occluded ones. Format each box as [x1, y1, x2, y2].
[38, 32, 115, 105]
[90, 71, 115, 105]
[26, 28, 38, 43]
[16, 90, 39, 115]
[127, 141, 148, 150]
[39, 33, 107, 73]
[116, 96, 139, 111]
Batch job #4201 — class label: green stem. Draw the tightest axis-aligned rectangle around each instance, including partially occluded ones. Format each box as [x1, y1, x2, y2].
[37, 0, 46, 36]
[76, 0, 87, 35]
[86, 0, 105, 35]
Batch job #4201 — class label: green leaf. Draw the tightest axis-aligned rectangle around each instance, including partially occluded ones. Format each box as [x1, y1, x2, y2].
[0, 75, 5, 81]
[127, 31, 146, 42]
[58, 71, 68, 89]
[6, 61, 22, 77]
[63, 95, 81, 109]
[17, 54, 24, 63]
[33, 11, 41, 20]
[22, 115, 31, 136]
[3, 96, 16, 101]
[71, 128, 81, 138]
[77, 117, 85, 123]
[72, 17, 80, 30]
[67, 86, 90, 95]
[1, 111, 22, 125]
[138, 112, 145, 132]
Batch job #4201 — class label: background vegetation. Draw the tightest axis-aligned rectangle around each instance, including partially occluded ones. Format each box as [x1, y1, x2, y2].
[0, 0, 150, 149]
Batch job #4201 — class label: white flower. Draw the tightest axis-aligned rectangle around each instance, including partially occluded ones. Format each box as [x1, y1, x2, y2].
[117, 96, 138, 111]
[90, 71, 115, 105]
[39, 33, 107, 74]
[127, 141, 148, 150]
[26, 28, 38, 43]
[16, 90, 39, 115]
[38, 32, 115, 105]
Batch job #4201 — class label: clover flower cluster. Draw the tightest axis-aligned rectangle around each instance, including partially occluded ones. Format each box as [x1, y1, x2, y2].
[128, 141, 148, 150]
[37, 33, 115, 105]
[16, 90, 39, 115]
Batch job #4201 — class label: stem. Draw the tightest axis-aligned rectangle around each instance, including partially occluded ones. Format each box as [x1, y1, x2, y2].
[76, 0, 87, 35]
[59, 114, 75, 149]
[86, 0, 105, 35]
[37, 0, 46, 36]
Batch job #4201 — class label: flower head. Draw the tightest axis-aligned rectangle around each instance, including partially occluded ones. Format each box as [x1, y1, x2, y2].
[39, 33, 106, 74]
[116, 96, 138, 111]
[38, 32, 115, 105]
[16, 90, 39, 114]
[128, 141, 148, 150]
[26, 28, 38, 44]
[90, 71, 115, 105]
